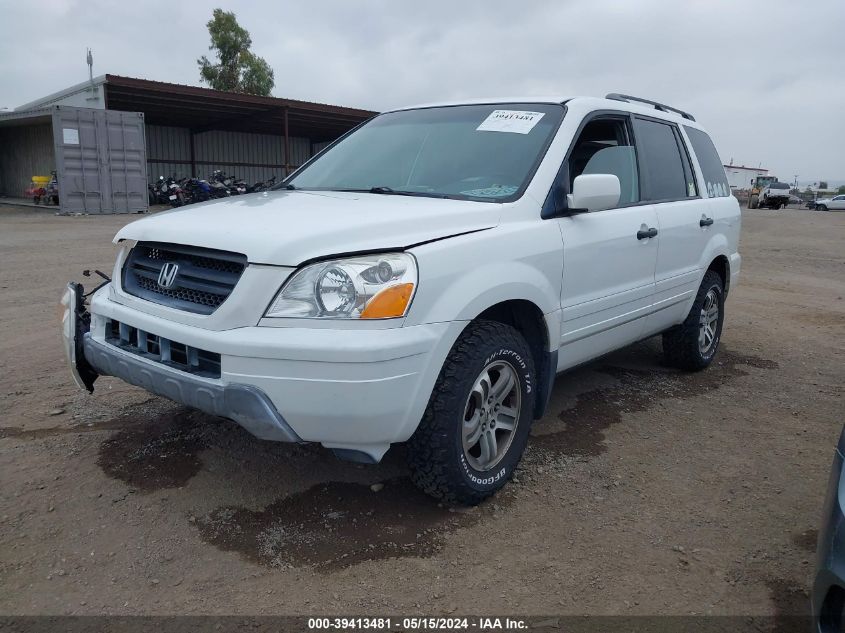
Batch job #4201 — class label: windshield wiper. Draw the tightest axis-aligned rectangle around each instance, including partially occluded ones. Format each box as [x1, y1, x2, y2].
[336, 186, 400, 194]
[337, 186, 450, 199]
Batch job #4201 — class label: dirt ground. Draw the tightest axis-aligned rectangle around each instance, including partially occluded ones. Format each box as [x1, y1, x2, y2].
[0, 204, 842, 619]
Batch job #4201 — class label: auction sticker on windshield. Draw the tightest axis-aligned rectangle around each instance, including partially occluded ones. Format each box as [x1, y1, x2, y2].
[476, 110, 545, 134]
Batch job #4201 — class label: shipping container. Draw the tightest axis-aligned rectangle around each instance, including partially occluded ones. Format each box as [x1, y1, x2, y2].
[0, 105, 148, 214]
[54, 107, 147, 213]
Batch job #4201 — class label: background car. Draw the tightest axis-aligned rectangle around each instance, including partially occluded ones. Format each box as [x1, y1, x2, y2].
[814, 195, 845, 211]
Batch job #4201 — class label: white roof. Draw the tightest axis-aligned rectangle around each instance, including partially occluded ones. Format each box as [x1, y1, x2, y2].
[388, 95, 700, 126]
[392, 96, 572, 111]
[16, 75, 106, 111]
[724, 165, 768, 172]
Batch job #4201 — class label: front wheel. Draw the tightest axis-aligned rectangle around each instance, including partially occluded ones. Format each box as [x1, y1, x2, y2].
[407, 320, 536, 505]
[662, 270, 725, 371]
[817, 204, 828, 211]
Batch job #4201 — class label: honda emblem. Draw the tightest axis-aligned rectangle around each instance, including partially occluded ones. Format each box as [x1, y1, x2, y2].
[157, 262, 179, 289]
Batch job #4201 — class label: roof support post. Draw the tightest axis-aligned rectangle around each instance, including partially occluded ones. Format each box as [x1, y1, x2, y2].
[189, 130, 196, 178]
[283, 106, 290, 176]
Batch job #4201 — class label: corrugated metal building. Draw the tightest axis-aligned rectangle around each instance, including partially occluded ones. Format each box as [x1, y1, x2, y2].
[1, 75, 376, 213]
[144, 125, 312, 187]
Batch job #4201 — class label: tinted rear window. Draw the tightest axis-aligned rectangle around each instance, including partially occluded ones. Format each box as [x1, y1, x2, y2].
[684, 126, 730, 198]
[633, 118, 688, 202]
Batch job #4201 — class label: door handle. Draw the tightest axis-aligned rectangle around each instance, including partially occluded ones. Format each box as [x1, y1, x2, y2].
[637, 227, 658, 240]
[700, 217, 714, 227]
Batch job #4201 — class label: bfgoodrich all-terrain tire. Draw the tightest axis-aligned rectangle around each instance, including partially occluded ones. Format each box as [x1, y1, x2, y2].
[407, 320, 536, 505]
[662, 270, 725, 371]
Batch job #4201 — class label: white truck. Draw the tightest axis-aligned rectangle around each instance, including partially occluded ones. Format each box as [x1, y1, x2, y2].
[757, 181, 792, 209]
[62, 93, 741, 505]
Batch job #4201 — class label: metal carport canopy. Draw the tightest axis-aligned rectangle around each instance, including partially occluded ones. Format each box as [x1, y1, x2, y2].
[102, 75, 376, 142]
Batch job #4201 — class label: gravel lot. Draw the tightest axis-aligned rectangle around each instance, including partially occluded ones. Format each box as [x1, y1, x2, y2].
[0, 204, 842, 620]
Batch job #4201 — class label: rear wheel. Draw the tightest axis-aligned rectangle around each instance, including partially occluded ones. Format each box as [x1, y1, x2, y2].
[407, 320, 535, 505]
[662, 270, 724, 371]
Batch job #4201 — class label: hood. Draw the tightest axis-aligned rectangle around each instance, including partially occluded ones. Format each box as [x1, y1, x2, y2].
[115, 190, 501, 265]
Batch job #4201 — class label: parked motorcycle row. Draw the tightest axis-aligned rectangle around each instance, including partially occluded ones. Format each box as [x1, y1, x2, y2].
[147, 170, 278, 208]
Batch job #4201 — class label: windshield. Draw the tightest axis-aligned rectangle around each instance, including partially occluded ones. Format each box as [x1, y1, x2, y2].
[282, 103, 564, 202]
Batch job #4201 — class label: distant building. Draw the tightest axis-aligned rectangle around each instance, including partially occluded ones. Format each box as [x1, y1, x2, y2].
[723, 163, 768, 190]
[0, 74, 375, 213]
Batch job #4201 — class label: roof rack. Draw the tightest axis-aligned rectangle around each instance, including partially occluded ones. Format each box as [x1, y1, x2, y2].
[605, 93, 695, 122]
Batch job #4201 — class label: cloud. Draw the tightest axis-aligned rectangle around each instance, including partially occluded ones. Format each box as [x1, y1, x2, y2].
[1, 0, 842, 179]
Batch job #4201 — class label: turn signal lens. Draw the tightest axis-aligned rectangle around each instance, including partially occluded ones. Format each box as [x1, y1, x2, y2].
[360, 283, 415, 319]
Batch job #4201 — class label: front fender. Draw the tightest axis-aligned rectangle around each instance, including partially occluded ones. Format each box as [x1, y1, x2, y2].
[405, 223, 563, 330]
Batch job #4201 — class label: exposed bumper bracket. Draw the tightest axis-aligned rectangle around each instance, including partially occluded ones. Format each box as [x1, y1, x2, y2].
[83, 334, 303, 443]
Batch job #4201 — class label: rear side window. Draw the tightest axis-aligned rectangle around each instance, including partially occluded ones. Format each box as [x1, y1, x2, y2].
[633, 118, 689, 202]
[684, 126, 731, 198]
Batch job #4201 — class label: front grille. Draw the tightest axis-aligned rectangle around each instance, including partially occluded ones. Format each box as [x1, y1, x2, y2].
[105, 319, 221, 378]
[122, 242, 247, 315]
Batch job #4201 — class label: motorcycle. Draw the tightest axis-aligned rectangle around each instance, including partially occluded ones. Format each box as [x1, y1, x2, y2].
[149, 176, 185, 207]
[181, 178, 213, 204]
[249, 175, 277, 192]
[208, 170, 248, 196]
[206, 170, 233, 198]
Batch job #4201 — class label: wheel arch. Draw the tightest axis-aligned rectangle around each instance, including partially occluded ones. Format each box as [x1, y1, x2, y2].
[474, 299, 557, 420]
[706, 254, 730, 297]
[698, 229, 731, 297]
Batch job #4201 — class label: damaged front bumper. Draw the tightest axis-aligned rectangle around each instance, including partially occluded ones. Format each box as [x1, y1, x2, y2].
[59, 282, 99, 393]
[59, 282, 303, 444]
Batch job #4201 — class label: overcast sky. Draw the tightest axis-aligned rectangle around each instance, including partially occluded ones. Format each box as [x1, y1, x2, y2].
[1, 0, 842, 184]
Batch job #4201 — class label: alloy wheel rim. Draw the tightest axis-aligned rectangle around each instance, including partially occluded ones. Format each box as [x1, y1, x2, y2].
[461, 360, 521, 472]
[699, 288, 720, 354]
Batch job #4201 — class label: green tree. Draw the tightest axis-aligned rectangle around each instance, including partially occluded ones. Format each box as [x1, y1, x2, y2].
[837, 185, 845, 194]
[198, 9, 274, 96]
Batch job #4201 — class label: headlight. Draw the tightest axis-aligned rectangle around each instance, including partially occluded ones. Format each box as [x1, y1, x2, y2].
[265, 253, 417, 319]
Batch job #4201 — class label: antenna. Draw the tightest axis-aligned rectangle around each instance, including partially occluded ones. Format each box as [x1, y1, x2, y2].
[85, 48, 100, 103]
[86, 48, 93, 83]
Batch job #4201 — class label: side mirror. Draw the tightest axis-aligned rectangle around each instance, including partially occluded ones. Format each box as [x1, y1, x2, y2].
[567, 174, 621, 212]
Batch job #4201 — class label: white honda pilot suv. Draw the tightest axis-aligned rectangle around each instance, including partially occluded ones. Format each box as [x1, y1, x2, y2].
[62, 93, 741, 505]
